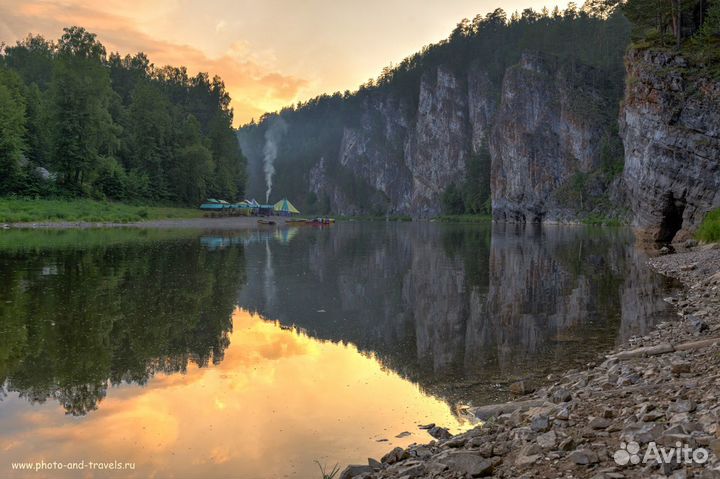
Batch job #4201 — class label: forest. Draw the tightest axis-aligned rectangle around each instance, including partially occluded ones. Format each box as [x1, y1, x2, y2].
[0, 27, 246, 205]
[624, 0, 720, 56]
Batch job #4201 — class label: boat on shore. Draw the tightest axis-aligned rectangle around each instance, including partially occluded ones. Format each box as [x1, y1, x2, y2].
[257, 219, 276, 225]
[284, 217, 335, 226]
[311, 217, 335, 225]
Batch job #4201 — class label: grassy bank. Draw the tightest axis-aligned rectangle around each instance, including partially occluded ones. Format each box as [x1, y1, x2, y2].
[697, 208, 720, 243]
[0, 198, 202, 224]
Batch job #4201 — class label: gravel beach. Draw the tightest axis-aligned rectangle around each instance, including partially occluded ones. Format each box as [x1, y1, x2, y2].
[346, 243, 720, 479]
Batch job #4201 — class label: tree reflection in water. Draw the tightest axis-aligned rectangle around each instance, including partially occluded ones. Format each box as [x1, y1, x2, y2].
[0, 223, 676, 416]
[0, 230, 244, 415]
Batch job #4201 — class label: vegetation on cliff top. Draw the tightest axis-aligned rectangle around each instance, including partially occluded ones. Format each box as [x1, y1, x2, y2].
[0, 27, 246, 206]
[624, 0, 720, 75]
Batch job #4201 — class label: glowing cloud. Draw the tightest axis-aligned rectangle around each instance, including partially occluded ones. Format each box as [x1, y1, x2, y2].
[0, 0, 308, 125]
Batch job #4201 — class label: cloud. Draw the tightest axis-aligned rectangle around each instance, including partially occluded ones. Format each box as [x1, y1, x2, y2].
[0, 0, 308, 125]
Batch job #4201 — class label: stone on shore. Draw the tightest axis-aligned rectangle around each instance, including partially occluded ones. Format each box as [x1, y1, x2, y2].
[381, 447, 407, 464]
[435, 451, 495, 477]
[509, 380, 533, 396]
[340, 464, 373, 479]
[568, 448, 599, 465]
[426, 425, 451, 440]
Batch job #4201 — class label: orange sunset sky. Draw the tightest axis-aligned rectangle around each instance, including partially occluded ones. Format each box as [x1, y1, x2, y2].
[0, 0, 570, 126]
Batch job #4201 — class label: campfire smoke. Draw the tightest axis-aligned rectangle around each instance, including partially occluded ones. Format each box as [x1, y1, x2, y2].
[262, 118, 287, 203]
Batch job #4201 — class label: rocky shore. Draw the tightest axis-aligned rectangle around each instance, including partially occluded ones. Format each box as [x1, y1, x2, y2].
[343, 243, 720, 479]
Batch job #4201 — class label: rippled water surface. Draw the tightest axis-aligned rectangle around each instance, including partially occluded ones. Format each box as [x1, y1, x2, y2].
[0, 223, 675, 478]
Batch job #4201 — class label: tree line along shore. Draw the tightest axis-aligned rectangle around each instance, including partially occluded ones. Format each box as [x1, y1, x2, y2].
[0, 27, 246, 208]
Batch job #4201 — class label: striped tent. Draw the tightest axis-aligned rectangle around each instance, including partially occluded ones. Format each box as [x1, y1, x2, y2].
[273, 198, 300, 216]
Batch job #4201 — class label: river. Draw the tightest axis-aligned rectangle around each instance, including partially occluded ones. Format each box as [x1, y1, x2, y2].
[0, 222, 676, 478]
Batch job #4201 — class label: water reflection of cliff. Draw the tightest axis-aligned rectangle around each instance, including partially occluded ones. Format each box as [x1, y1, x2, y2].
[0, 224, 674, 416]
[239, 222, 675, 407]
[0, 233, 245, 415]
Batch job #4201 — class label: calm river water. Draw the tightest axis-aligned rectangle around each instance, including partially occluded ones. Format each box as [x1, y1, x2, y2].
[0, 222, 675, 478]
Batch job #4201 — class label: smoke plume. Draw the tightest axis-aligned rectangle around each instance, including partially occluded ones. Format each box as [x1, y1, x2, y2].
[262, 118, 287, 203]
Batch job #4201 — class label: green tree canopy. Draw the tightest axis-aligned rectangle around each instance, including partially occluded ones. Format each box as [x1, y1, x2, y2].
[0, 25, 247, 204]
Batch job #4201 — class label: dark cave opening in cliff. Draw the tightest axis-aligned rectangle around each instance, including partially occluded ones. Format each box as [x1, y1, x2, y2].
[657, 193, 685, 243]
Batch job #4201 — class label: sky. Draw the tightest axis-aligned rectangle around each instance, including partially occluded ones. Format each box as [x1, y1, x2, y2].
[0, 0, 570, 126]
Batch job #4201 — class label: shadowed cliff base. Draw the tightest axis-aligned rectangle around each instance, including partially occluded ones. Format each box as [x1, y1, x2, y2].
[621, 49, 720, 243]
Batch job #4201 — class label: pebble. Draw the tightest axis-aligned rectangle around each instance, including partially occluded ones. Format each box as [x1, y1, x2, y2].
[568, 448, 599, 465]
[426, 426, 452, 441]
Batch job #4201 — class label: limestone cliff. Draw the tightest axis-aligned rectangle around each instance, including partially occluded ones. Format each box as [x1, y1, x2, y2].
[490, 53, 618, 222]
[621, 49, 720, 242]
[240, 52, 622, 219]
[309, 64, 495, 216]
[306, 54, 621, 218]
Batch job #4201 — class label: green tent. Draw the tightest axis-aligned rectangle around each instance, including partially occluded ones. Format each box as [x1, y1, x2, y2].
[273, 198, 300, 216]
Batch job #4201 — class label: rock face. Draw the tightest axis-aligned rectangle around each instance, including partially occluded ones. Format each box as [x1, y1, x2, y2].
[243, 48, 720, 224]
[404, 66, 475, 215]
[240, 51, 619, 218]
[311, 64, 495, 216]
[490, 52, 615, 222]
[312, 53, 620, 218]
[621, 49, 720, 242]
[333, 93, 414, 213]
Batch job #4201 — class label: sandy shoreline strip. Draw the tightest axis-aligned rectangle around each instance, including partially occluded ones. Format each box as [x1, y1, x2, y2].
[2, 216, 275, 230]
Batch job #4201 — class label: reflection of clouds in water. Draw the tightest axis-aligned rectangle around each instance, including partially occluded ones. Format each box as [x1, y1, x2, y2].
[0, 309, 464, 478]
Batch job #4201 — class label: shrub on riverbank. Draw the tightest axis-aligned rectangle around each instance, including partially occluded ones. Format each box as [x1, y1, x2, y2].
[0, 198, 201, 223]
[697, 208, 720, 242]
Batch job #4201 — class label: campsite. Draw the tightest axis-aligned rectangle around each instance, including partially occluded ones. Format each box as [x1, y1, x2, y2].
[199, 198, 335, 226]
[199, 197, 300, 217]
